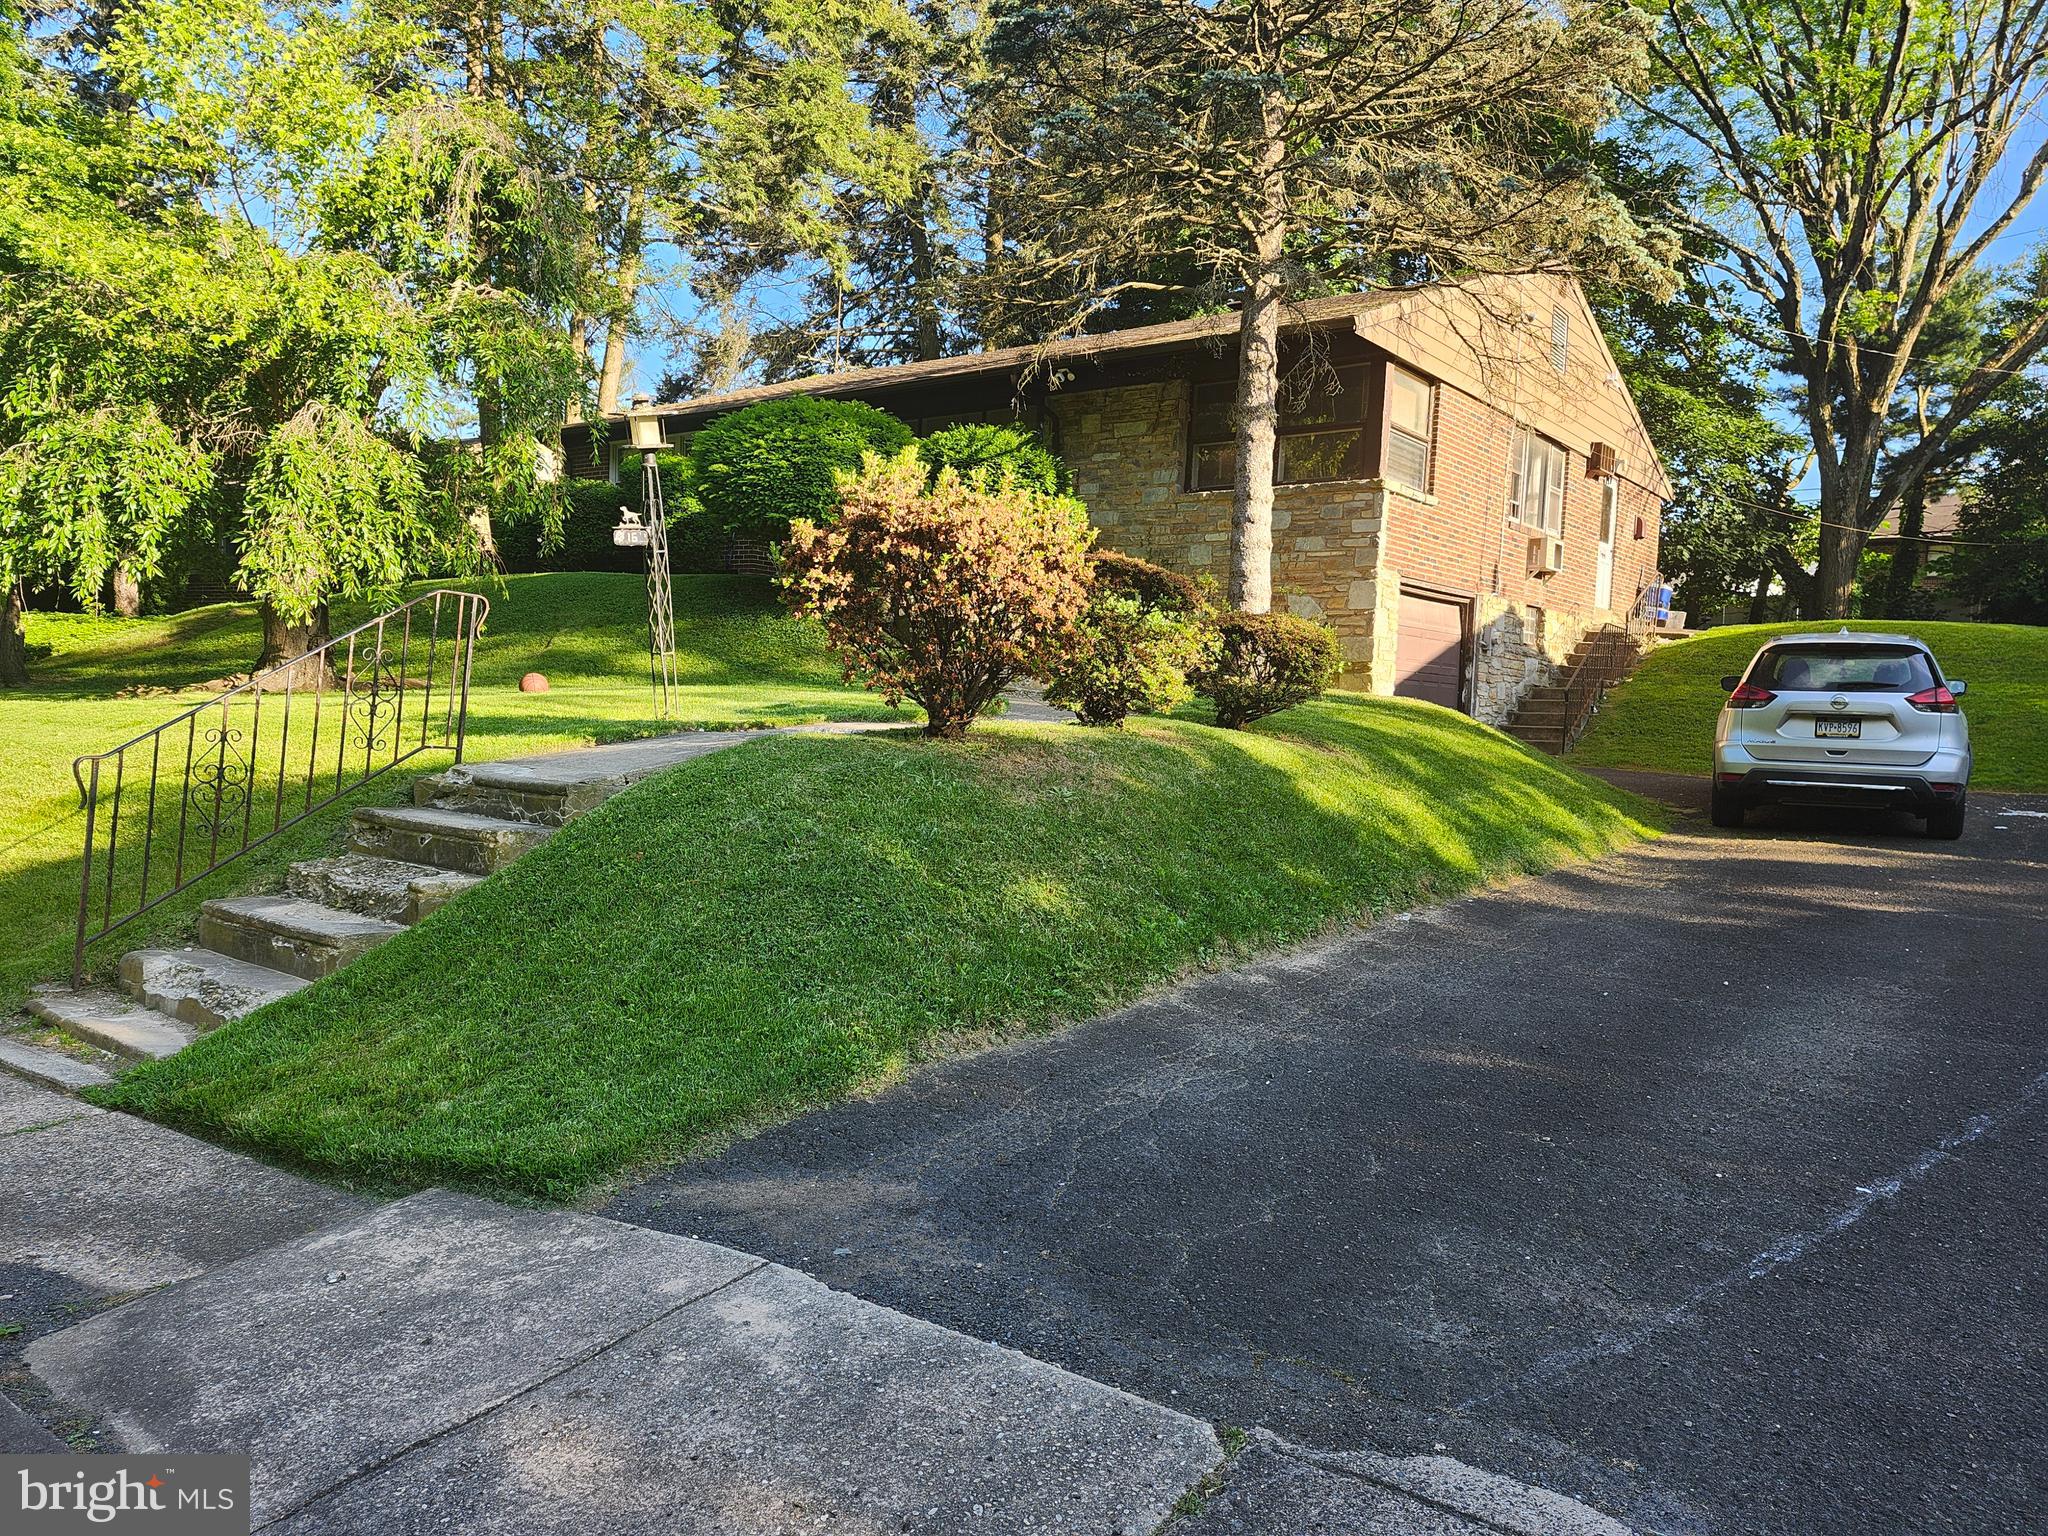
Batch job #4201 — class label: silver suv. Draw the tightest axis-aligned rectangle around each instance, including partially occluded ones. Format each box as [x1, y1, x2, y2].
[1711, 631, 1972, 839]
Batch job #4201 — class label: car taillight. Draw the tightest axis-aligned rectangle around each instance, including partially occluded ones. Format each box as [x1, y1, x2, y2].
[1727, 681, 1775, 708]
[1906, 685, 1958, 713]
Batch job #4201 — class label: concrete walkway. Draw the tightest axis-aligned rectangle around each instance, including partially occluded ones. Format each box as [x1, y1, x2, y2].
[1, 1073, 1630, 1533]
[2, 1074, 1214, 1531]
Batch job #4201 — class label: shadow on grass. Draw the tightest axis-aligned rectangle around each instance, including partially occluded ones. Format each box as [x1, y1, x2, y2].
[98, 696, 1664, 1202]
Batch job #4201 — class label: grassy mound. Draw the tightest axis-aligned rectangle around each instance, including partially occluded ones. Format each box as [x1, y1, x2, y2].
[1571, 620, 2048, 792]
[99, 698, 1662, 1200]
[0, 574, 900, 1009]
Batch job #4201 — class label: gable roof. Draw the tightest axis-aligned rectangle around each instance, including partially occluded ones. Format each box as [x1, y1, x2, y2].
[1347, 275, 1672, 500]
[607, 275, 1671, 500]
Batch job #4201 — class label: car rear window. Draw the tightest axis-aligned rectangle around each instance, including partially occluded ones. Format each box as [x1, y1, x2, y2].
[1750, 644, 1937, 693]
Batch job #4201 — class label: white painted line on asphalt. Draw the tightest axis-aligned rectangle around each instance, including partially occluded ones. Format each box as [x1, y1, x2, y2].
[1996, 808, 2048, 817]
[1457, 1062, 2048, 1414]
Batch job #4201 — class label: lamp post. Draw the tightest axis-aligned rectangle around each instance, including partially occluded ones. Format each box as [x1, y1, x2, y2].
[615, 393, 677, 718]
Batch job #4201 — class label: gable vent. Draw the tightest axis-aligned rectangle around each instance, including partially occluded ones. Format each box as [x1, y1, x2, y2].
[1549, 307, 1569, 373]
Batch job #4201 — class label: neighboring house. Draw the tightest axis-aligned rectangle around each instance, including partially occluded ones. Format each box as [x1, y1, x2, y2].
[1869, 492, 1978, 618]
[561, 274, 1670, 724]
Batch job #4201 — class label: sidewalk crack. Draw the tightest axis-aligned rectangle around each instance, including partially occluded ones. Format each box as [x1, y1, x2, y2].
[251, 1258, 770, 1530]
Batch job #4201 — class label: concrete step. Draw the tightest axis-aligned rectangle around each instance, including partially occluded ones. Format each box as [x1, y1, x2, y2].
[412, 770, 580, 827]
[412, 734, 753, 825]
[27, 987, 197, 1060]
[120, 947, 309, 1029]
[0, 1033, 114, 1092]
[348, 804, 553, 875]
[1505, 724, 1566, 752]
[286, 853, 482, 925]
[198, 895, 405, 982]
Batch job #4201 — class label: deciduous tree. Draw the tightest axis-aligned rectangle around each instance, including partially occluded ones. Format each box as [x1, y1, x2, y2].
[1637, 0, 2048, 616]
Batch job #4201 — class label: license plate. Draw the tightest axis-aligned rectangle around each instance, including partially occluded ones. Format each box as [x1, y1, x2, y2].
[1814, 718, 1861, 739]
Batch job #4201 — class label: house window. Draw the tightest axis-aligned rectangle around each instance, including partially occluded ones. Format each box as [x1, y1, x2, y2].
[1508, 426, 1567, 535]
[1549, 307, 1569, 373]
[1384, 365, 1433, 491]
[1186, 365, 1368, 491]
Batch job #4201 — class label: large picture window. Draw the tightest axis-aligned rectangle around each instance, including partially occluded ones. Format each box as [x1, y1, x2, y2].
[1507, 426, 1566, 535]
[1384, 366, 1433, 491]
[1187, 365, 1368, 491]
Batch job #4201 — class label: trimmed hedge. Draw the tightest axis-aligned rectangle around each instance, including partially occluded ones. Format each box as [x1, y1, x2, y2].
[501, 458, 730, 575]
[1089, 550, 1207, 615]
[917, 424, 1062, 495]
[1194, 610, 1345, 730]
[688, 397, 914, 540]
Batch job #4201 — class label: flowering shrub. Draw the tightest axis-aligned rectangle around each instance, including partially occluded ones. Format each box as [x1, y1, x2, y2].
[1193, 611, 1345, 729]
[780, 451, 1093, 738]
[1043, 593, 1215, 726]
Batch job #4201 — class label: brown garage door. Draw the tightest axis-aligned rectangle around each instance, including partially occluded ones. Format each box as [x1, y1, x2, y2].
[1394, 591, 1467, 710]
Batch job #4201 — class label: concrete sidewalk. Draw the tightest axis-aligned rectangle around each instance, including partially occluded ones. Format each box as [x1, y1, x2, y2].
[2, 1065, 1630, 1532]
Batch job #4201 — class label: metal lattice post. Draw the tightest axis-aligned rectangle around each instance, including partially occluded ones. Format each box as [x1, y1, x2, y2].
[641, 449, 678, 718]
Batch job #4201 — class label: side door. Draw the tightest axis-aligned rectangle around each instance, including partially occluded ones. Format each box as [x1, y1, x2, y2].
[1594, 479, 1617, 611]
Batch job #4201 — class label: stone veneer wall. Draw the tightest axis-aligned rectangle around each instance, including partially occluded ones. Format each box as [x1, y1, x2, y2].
[1046, 372, 1664, 721]
[1047, 381, 1394, 688]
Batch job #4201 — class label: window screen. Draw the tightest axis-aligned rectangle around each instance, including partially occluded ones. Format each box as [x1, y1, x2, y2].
[1187, 365, 1368, 490]
[1508, 427, 1566, 534]
[1385, 366, 1433, 491]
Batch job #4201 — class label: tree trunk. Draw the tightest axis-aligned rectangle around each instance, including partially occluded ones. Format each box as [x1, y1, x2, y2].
[597, 182, 647, 417]
[565, 316, 589, 425]
[0, 582, 28, 688]
[256, 600, 332, 686]
[908, 183, 944, 362]
[1227, 84, 1289, 615]
[1747, 570, 1771, 624]
[1881, 481, 1927, 616]
[111, 563, 141, 617]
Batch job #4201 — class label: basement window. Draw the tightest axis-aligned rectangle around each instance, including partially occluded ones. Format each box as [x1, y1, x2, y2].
[1187, 365, 1368, 491]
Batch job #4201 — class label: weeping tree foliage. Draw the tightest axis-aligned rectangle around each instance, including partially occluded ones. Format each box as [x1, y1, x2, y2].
[979, 0, 1666, 612]
[1637, 0, 2048, 618]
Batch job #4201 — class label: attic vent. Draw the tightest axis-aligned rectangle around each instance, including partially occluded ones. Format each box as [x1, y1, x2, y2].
[1549, 307, 1569, 373]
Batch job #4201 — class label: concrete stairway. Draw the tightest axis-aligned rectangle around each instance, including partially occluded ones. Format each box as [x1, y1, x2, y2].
[1503, 624, 1639, 755]
[1, 733, 752, 1095]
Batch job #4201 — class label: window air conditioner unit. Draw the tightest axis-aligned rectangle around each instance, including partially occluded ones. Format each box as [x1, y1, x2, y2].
[1528, 533, 1564, 577]
[1587, 441, 1617, 478]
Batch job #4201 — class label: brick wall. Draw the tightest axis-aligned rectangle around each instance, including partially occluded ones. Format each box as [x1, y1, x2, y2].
[1380, 382, 1664, 722]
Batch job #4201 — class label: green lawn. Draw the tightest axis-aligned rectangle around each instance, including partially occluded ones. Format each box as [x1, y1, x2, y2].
[1571, 620, 2048, 793]
[98, 697, 1664, 1201]
[0, 573, 904, 1011]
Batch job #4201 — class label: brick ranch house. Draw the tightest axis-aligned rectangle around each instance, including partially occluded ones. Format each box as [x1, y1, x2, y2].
[560, 274, 1670, 724]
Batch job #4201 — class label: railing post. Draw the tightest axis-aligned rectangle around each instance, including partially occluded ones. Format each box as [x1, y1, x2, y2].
[73, 758, 100, 989]
[454, 595, 483, 764]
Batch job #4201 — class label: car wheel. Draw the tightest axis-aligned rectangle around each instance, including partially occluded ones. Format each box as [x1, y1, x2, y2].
[1925, 796, 1967, 841]
[1710, 784, 1745, 829]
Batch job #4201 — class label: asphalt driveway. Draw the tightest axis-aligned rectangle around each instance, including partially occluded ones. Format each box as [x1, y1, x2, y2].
[610, 776, 2048, 1535]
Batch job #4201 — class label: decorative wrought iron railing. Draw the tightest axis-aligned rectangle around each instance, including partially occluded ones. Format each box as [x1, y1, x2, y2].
[70, 589, 488, 985]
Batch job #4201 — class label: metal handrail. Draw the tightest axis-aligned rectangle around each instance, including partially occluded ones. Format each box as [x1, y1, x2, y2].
[1551, 581, 1657, 753]
[70, 588, 488, 985]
